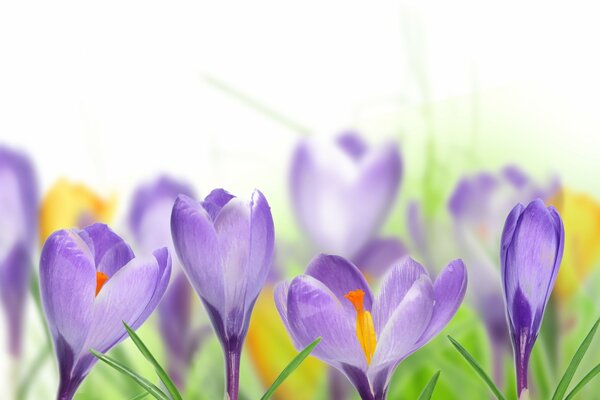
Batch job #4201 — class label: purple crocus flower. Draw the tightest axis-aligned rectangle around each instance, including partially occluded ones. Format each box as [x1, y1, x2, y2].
[0, 146, 38, 358]
[171, 189, 274, 400]
[290, 132, 402, 265]
[501, 199, 564, 398]
[40, 223, 171, 400]
[128, 176, 203, 388]
[276, 254, 467, 400]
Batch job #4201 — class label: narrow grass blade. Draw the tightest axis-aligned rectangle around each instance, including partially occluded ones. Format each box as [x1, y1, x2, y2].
[260, 337, 321, 400]
[122, 322, 182, 400]
[447, 336, 505, 400]
[565, 363, 600, 400]
[552, 317, 600, 400]
[90, 349, 169, 400]
[418, 370, 441, 400]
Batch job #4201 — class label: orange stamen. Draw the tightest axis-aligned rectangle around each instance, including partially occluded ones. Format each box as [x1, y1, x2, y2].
[344, 289, 377, 364]
[96, 272, 109, 296]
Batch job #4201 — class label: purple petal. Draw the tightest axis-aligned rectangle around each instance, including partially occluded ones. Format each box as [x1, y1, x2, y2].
[406, 201, 428, 259]
[286, 275, 366, 369]
[171, 195, 224, 311]
[502, 165, 530, 188]
[336, 131, 368, 160]
[352, 237, 407, 277]
[372, 257, 428, 334]
[128, 176, 195, 240]
[202, 189, 235, 221]
[158, 272, 195, 359]
[369, 276, 434, 382]
[274, 281, 301, 349]
[415, 259, 468, 347]
[40, 230, 96, 357]
[83, 224, 134, 277]
[503, 199, 563, 337]
[0, 243, 31, 356]
[305, 254, 373, 314]
[290, 137, 401, 258]
[83, 253, 162, 354]
[448, 173, 498, 219]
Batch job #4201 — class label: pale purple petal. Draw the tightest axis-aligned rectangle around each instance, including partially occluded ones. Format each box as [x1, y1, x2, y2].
[369, 276, 434, 384]
[171, 195, 224, 312]
[83, 255, 161, 354]
[40, 230, 96, 357]
[372, 257, 428, 334]
[305, 254, 373, 314]
[274, 281, 301, 349]
[83, 224, 134, 277]
[336, 132, 368, 160]
[203, 188, 235, 221]
[415, 259, 468, 347]
[286, 275, 366, 369]
[352, 237, 407, 277]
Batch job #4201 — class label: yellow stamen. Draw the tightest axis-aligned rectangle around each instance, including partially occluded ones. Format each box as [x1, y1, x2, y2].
[96, 272, 109, 296]
[344, 289, 377, 364]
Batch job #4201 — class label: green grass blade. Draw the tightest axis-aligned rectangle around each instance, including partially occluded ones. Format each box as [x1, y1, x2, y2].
[447, 336, 505, 400]
[123, 322, 182, 400]
[565, 363, 600, 400]
[552, 317, 600, 400]
[418, 370, 441, 400]
[260, 337, 321, 400]
[89, 349, 169, 400]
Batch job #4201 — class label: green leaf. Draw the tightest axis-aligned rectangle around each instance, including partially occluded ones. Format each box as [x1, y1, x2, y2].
[123, 321, 182, 400]
[447, 336, 505, 400]
[565, 363, 600, 400]
[89, 349, 169, 400]
[418, 370, 441, 400]
[552, 317, 600, 400]
[260, 337, 321, 400]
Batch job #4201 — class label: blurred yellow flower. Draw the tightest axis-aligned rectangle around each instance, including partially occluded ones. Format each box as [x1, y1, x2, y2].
[39, 179, 116, 244]
[247, 286, 325, 400]
[551, 188, 600, 298]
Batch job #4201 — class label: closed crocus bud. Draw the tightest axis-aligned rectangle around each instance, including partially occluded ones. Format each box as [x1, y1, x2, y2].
[40, 179, 115, 244]
[0, 146, 38, 358]
[290, 132, 402, 261]
[501, 199, 564, 398]
[128, 176, 203, 389]
[171, 189, 274, 400]
[40, 223, 171, 400]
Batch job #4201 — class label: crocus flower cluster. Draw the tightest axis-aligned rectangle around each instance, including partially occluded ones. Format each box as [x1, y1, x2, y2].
[501, 199, 564, 398]
[40, 223, 171, 400]
[0, 146, 38, 358]
[128, 176, 203, 388]
[290, 132, 405, 276]
[171, 189, 274, 400]
[276, 254, 467, 400]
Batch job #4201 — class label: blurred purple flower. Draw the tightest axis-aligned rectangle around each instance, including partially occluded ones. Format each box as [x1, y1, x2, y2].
[290, 132, 403, 274]
[276, 254, 467, 400]
[501, 199, 564, 398]
[40, 223, 171, 400]
[171, 189, 274, 400]
[447, 166, 558, 384]
[0, 146, 38, 358]
[128, 176, 204, 388]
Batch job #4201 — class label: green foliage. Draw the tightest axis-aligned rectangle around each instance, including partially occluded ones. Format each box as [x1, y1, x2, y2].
[417, 371, 440, 400]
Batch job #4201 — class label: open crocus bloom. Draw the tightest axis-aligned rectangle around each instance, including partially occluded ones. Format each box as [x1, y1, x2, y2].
[171, 189, 274, 400]
[40, 223, 171, 400]
[276, 255, 467, 400]
[501, 199, 564, 398]
[0, 146, 38, 358]
[290, 132, 402, 261]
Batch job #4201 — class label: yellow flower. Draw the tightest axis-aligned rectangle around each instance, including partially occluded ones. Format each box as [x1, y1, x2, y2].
[247, 286, 325, 400]
[39, 179, 116, 244]
[551, 188, 600, 298]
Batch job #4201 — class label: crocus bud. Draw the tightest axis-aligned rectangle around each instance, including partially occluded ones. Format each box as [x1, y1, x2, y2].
[501, 199, 564, 398]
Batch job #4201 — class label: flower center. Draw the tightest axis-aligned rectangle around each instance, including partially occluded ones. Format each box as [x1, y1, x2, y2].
[96, 272, 109, 296]
[344, 289, 377, 365]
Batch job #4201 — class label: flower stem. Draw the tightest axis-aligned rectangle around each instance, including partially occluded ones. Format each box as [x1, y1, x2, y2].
[515, 347, 529, 398]
[225, 346, 241, 400]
